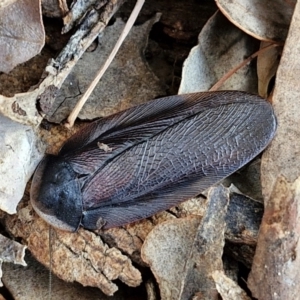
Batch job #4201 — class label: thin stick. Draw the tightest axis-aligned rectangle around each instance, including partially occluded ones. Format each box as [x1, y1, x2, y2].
[209, 43, 280, 92]
[65, 0, 145, 128]
[48, 226, 53, 300]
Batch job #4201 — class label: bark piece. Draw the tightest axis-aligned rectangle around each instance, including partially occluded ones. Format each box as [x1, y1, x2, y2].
[216, 0, 294, 42]
[141, 186, 230, 300]
[224, 243, 256, 269]
[2, 252, 143, 299]
[4, 197, 141, 296]
[212, 270, 250, 300]
[0, 235, 27, 266]
[179, 185, 230, 300]
[100, 211, 175, 266]
[42, 0, 66, 18]
[179, 11, 258, 94]
[225, 192, 263, 245]
[145, 279, 157, 300]
[248, 176, 300, 299]
[63, 0, 106, 33]
[0, 234, 27, 287]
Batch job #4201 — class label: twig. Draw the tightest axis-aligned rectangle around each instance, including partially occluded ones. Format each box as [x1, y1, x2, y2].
[0, 0, 125, 127]
[65, 0, 145, 128]
[209, 43, 281, 92]
[62, 0, 107, 34]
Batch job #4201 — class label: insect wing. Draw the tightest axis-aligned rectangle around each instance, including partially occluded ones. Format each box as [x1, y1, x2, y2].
[69, 92, 277, 229]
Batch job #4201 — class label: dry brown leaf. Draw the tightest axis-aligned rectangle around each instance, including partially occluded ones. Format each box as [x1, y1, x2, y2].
[257, 42, 281, 98]
[0, 0, 18, 9]
[141, 216, 202, 300]
[260, 3, 300, 201]
[216, 0, 295, 42]
[248, 2, 300, 297]
[45, 14, 165, 123]
[0, 0, 45, 73]
[179, 11, 258, 94]
[0, 114, 44, 214]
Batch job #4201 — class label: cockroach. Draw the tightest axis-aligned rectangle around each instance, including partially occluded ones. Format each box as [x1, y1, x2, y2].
[30, 91, 276, 232]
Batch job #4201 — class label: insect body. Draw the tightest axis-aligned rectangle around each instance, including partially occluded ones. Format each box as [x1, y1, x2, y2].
[30, 91, 276, 231]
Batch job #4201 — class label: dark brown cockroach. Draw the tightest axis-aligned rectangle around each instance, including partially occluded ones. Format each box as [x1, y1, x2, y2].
[30, 91, 276, 231]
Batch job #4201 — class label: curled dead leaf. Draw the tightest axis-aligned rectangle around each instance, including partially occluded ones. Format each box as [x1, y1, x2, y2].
[179, 11, 258, 94]
[216, 0, 294, 42]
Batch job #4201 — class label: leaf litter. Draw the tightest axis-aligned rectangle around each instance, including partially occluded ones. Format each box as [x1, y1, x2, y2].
[0, 0, 299, 299]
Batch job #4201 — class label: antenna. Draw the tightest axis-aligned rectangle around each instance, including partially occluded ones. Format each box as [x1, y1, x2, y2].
[48, 225, 53, 300]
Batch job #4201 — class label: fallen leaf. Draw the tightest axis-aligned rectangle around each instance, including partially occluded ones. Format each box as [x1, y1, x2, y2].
[0, 0, 45, 73]
[179, 11, 258, 94]
[260, 2, 300, 201]
[141, 216, 202, 300]
[0, 114, 44, 214]
[216, 0, 294, 42]
[257, 42, 281, 98]
[0, 0, 18, 9]
[248, 2, 300, 297]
